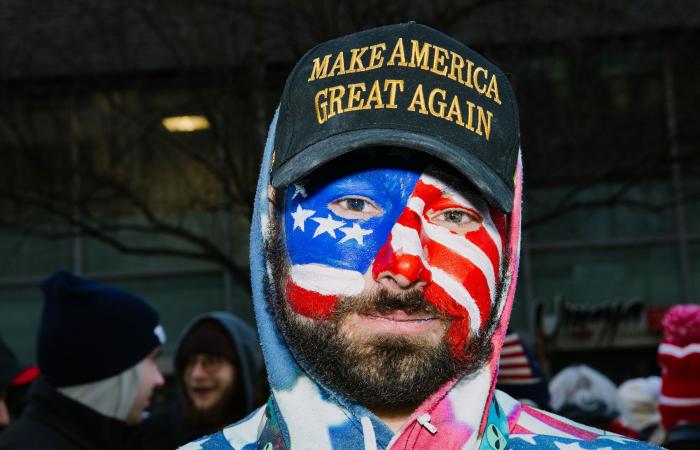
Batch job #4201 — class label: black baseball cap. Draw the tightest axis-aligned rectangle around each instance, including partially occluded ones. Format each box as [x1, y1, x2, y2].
[270, 22, 519, 212]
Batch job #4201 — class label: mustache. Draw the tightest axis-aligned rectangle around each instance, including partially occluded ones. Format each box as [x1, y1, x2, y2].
[333, 288, 448, 319]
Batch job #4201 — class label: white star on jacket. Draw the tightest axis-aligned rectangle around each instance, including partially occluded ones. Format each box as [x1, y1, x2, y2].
[554, 442, 611, 450]
[553, 443, 586, 450]
[598, 436, 635, 444]
[511, 435, 537, 445]
[311, 215, 346, 238]
[291, 204, 316, 232]
[339, 223, 373, 245]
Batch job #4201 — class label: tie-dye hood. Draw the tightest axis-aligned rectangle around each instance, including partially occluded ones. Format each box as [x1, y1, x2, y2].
[247, 109, 523, 450]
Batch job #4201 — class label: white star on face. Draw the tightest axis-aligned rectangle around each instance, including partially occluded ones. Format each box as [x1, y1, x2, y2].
[290, 204, 315, 232]
[511, 434, 537, 445]
[338, 222, 373, 245]
[553, 442, 588, 450]
[292, 183, 308, 200]
[311, 214, 345, 238]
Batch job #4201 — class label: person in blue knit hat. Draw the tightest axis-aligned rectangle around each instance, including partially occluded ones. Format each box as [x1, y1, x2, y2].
[0, 271, 166, 450]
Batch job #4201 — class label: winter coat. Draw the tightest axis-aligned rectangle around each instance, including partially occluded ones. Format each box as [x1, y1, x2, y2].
[0, 377, 137, 450]
[139, 312, 263, 450]
[0, 336, 23, 396]
[174, 109, 666, 450]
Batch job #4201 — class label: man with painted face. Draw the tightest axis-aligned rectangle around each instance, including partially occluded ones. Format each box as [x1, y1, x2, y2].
[182, 23, 661, 450]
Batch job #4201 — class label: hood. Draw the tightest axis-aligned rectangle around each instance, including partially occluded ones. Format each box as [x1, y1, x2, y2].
[58, 361, 141, 423]
[174, 312, 263, 413]
[249, 109, 522, 449]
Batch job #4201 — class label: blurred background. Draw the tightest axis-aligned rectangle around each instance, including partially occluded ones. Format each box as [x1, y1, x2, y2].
[0, 0, 698, 382]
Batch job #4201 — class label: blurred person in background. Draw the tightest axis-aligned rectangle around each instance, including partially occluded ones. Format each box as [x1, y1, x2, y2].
[0, 337, 19, 429]
[548, 364, 619, 428]
[140, 312, 264, 449]
[0, 271, 166, 450]
[0, 336, 39, 431]
[609, 376, 663, 444]
[657, 304, 700, 450]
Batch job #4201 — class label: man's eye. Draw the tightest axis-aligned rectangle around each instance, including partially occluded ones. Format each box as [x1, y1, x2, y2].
[344, 198, 366, 211]
[328, 197, 382, 219]
[428, 208, 481, 232]
[441, 210, 469, 224]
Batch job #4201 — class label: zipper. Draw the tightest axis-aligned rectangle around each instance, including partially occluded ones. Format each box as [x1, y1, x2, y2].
[417, 413, 438, 435]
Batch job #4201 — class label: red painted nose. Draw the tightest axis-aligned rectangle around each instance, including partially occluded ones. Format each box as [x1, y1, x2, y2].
[372, 240, 431, 289]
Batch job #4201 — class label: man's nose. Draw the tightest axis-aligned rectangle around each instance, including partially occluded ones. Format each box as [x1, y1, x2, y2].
[190, 361, 207, 379]
[0, 398, 10, 427]
[372, 221, 430, 289]
[154, 367, 165, 387]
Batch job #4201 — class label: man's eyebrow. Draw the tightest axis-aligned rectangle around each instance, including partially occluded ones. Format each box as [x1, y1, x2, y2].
[427, 169, 487, 208]
[426, 167, 478, 196]
[444, 182, 481, 199]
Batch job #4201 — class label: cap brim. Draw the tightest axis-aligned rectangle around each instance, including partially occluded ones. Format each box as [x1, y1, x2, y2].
[271, 129, 513, 213]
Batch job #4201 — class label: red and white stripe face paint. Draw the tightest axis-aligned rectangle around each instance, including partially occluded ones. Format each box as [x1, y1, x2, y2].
[371, 171, 506, 356]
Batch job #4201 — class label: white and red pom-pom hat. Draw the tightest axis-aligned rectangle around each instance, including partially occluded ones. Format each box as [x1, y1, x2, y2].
[657, 304, 700, 430]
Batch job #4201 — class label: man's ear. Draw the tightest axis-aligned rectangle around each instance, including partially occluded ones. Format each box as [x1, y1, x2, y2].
[267, 185, 285, 226]
[267, 184, 277, 221]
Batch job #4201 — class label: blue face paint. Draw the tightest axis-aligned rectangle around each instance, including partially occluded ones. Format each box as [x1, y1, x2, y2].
[284, 164, 423, 275]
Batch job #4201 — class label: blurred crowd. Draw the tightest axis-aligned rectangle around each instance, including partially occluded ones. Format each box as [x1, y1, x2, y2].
[496, 304, 700, 450]
[0, 272, 266, 450]
[0, 271, 698, 449]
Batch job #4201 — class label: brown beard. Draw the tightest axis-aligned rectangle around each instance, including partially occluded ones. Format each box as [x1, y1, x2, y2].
[182, 380, 246, 434]
[265, 220, 500, 409]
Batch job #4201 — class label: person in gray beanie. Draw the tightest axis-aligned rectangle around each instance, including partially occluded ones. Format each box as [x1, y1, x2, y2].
[0, 271, 166, 450]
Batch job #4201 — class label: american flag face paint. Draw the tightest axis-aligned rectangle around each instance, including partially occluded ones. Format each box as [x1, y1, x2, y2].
[283, 158, 506, 354]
